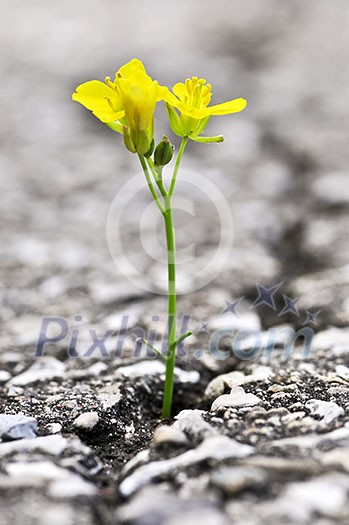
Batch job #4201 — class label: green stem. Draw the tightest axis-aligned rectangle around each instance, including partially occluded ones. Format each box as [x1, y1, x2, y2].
[141, 339, 166, 360]
[174, 331, 192, 347]
[169, 137, 188, 197]
[145, 156, 159, 183]
[138, 154, 165, 214]
[161, 195, 177, 419]
[139, 142, 189, 418]
[146, 157, 168, 198]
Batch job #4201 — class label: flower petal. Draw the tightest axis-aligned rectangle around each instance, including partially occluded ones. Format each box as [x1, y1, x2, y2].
[172, 82, 187, 101]
[72, 80, 124, 122]
[157, 85, 178, 104]
[117, 58, 146, 78]
[208, 98, 247, 116]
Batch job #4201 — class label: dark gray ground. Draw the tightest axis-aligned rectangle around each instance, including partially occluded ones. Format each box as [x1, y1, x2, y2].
[1, 1, 349, 524]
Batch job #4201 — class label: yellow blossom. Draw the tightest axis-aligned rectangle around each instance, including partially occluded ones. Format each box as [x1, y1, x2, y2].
[72, 58, 167, 155]
[164, 76, 247, 142]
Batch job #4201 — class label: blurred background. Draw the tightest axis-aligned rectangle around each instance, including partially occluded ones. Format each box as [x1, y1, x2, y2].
[1, 0, 349, 351]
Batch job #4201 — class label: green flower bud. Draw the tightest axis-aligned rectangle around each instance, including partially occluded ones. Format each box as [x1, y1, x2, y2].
[154, 136, 174, 166]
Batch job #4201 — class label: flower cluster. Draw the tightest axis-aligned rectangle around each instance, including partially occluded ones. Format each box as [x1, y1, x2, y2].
[72, 58, 247, 154]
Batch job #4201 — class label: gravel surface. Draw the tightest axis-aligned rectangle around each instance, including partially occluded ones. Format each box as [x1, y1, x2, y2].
[1, 1, 349, 524]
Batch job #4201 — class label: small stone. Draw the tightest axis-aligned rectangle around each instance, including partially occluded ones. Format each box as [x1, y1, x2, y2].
[8, 357, 65, 386]
[90, 279, 147, 305]
[119, 436, 254, 497]
[49, 474, 97, 498]
[5, 460, 65, 486]
[117, 485, 226, 525]
[270, 391, 287, 401]
[45, 423, 62, 434]
[46, 394, 63, 406]
[173, 410, 217, 441]
[281, 411, 305, 425]
[153, 426, 188, 447]
[0, 435, 68, 457]
[86, 362, 108, 376]
[305, 399, 344, 425]
[104, 311, 140, 331]
[204, 372, 245, 401]
[211, 387, 262, 411]
[268, 383, 298, 393]
[204, 367, 272, 402]
[311, 171, 349, 205]
[124, 422, 135, 442]
[234, 325, 295, 353]
[264, 426, 349, 453]
[4, 459, 97, 497]
[0, 414, 37, 441]
[312, 328, 349, 354]
[245, 455, 321, 476]
[74, 411, 100, 430]
[286, 415, 319, 433]
[244, 426, 274, 441]
[0, 371, 11, 383]
[39, 275, 68, 299]
[209, 311, 261, 332]
[223, 371, 247, 388]
[204, 376, 226, 401]
[321, 448, 349, 472]
[7, 386, 24, 397]
[267, 407, 289, 417]
[279, 473, 349, 520]
[0, 352, 22, 365]
[97, 384, 122, 409]
[335, 364, 349, 380]
[115, 360, 200, 383]
[211, 466, 266, 495]
[244, 407, 268, 421]
[7, 314, 43, 346]
[68, 361, 108, 379]
[61, 400, 77, 410]
[323, 372, 348, 386]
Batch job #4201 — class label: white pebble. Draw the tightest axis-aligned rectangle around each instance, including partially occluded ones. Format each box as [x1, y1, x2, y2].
[211, 387, 262, 411]
[74, 412, 100, 430]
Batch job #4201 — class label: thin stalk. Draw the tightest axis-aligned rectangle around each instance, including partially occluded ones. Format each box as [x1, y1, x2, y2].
[174, 331, 192, 347]
[169, 137, 188, 197]
[140, 141, 189, 418]
[161, 195, 177, 419]
[141, 338, 166, 360]
[138, 154, 165, 214]
[146, 157, 168, 198]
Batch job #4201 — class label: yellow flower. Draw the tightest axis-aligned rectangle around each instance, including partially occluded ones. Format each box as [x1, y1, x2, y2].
[72, 58, 167, 155]
[164, 77, 247, 142]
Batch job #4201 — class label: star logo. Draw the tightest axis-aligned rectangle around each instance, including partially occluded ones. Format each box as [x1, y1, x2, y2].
[278, 294, 302, 316]
[303, 310, 320, 325]
[222, 298, 244, 316]
[250, 282, 283, 310]
[196, 321, 210, 333]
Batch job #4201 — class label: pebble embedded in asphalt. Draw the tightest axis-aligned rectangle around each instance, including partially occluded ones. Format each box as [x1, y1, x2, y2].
[73, 412, 100, 430]
[0, 414, 38, 441]
[211, 387, 263, 411]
